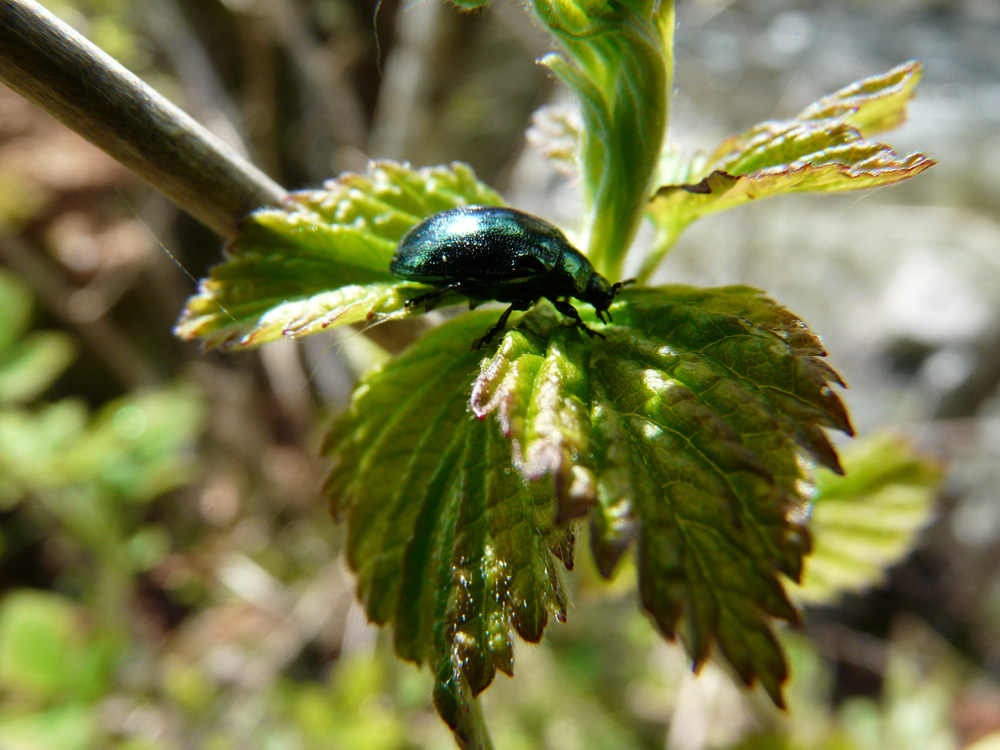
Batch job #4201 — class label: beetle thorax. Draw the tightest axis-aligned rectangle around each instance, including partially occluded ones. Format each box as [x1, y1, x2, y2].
[552, 249, 593, 297]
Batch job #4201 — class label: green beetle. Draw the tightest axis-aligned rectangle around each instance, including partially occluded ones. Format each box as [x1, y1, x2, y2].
[390, 205, 628, 349]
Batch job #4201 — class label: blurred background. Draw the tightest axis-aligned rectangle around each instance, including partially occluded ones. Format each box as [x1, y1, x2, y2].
[0, 0, 998, 748]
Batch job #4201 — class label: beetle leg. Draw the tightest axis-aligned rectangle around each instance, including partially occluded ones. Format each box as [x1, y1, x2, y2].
[471, 298, 533, 350]
[552, 299, 605, 340]
[404, 283, 464, 312]
[403, 290, 442, 310]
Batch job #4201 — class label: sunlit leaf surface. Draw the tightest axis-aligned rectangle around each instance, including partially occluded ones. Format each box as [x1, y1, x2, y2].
[323, 312, 573, 740]
[325, 285, 852, 721]
[794, 60, 925, 136]
[175, 161, 502, 349]
[640, 62, 934, 279]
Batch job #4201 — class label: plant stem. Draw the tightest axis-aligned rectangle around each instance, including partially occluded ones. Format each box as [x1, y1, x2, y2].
[462, 695, 496, 750]
[0, 0, 288, 238]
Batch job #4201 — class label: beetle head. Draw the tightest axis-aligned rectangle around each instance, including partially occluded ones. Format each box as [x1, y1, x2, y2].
[587, 275, 634, 323]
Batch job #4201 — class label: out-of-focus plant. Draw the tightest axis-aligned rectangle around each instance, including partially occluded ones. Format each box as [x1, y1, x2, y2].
[0, 269, 205, 749]
[0, 269, 204, 572]
[792, 434, 943, 606]
[174, 0, 937, 745]
[734, 618, 966, 750]
[0, 0, 943, 746]
[0, 270, 75, 407]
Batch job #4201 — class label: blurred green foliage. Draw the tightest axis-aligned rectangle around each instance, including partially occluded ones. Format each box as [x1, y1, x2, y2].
[0, 270, 75, 406]
[793, 435, 943, 606]
[0, 271, 203, 749]
[2, 0, 996, 747]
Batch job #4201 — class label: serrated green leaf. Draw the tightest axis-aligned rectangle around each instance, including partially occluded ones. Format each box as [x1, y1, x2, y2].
[323, 312, 572, 735]
[472, 286, 851, 705]
[790, 434, 942, 606]
[327, 285, 850, 713]
[795, 60, 925, 136]
[641, 62, 934, 281]
[175, 161, 503, 349]
[533, 0, 672, 278]
[471, 323, 595, 520]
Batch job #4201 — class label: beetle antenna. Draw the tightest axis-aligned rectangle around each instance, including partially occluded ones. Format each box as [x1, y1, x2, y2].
[610, 278, 636, 299]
